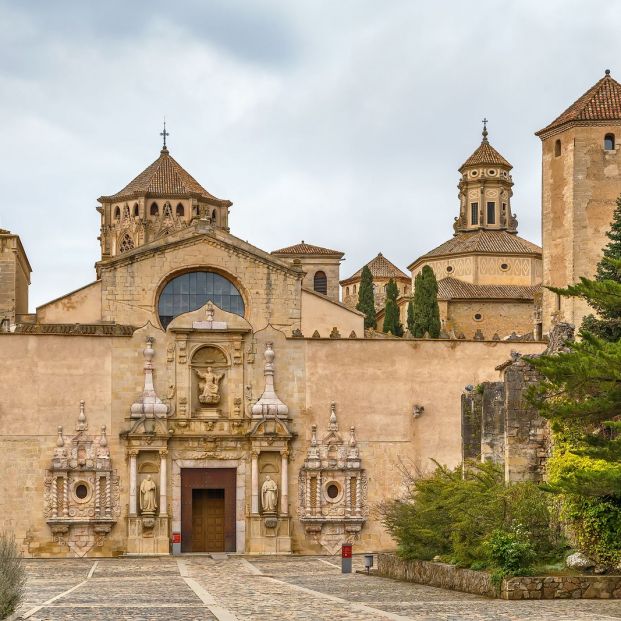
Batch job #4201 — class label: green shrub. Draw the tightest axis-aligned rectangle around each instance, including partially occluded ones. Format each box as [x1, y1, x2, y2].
[380, 461, 566, 570]
[0, 532, 25, 619]
[485, 528, 536, 577]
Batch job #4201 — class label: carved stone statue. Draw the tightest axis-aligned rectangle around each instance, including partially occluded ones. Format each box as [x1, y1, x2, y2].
[196, 367, 224, 405]
[140, 475, 157, 514]
[261, 475, 278, 514]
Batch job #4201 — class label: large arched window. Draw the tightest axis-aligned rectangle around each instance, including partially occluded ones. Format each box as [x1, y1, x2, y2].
[158, 271, 245, 329]
[150, 202, 159, 217]
[313, 271, 327, 295]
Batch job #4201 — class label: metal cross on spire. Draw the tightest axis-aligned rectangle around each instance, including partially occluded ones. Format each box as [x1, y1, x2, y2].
[160, 118, 170, 150]
[482, 117, 489, 142]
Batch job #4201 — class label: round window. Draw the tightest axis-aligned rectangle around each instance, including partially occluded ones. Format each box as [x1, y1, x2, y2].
[158, 271, 245, 329]
[470, 170, 478, 177]
[474, 313, 482, 321]
[488, 169, 496, 176]
[446, 266, 454, 273]
[75, 484, 88, 499]
[500, 263, 509, 271]
[326, 484, 339, 499]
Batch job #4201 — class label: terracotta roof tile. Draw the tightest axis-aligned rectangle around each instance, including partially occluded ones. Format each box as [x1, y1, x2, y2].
[272, 241, 344, 257]
[412, 230, 541, 266]
[459, 139, 512, 171]
[537, 71, 621, 137]
[341, 253, 409, 284]
[99, 148, 230, 205]
[437, 277, 540, 301]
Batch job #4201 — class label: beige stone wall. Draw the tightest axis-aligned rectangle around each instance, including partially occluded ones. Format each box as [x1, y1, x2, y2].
[98, 228, 304, 335]
[0, 326, 544, 557]
[446, 300, 534, 339]
[37, 281, 102, 324]
[0, 233, 30, 322]
[300, 289, 364, 337]
[342, 277, 410, 311]
[296, 257, 341, 302]
[541, 125, 621, 333]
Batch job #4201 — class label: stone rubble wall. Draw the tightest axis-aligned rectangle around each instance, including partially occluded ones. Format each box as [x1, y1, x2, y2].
[377, 554, 621, 599]
[503, 575, 621, 600]
[376, 554, 498, 598]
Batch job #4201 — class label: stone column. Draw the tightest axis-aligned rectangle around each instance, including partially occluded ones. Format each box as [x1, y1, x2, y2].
[129, 451, 138, 516]
[251, 451, 259, 514]
[159, 450, 167, 516]
[280, 450, 289, 515]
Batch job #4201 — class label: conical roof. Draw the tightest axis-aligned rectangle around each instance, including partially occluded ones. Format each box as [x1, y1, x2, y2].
[99, 147, 231, 205]
[340, 253, 409, 285]
[536, 70, 621, 137]
[459, 127, 512, 171]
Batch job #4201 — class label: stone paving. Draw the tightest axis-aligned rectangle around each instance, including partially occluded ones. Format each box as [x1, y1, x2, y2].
[11, 555, 621, 620]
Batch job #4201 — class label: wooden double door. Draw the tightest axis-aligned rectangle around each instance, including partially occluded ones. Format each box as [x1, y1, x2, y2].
[181, 468, 236, 552]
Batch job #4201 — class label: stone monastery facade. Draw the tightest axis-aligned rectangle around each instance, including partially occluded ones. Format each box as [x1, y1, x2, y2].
[1, 71, 621, 557]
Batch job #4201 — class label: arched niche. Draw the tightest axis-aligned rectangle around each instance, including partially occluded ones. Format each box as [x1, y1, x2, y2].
[190, 345, 229, 417]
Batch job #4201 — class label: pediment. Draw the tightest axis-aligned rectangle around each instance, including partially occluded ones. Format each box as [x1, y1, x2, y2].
[97, 221, 300, 278]
[168, 301, 252, 332]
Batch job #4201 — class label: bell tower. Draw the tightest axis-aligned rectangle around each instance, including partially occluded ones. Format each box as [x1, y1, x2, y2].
[454, 121, 518, 235]
[537, 70, 621, 334]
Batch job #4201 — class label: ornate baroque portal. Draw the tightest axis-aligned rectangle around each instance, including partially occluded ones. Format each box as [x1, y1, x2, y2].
[298, 403, 367, 554]
[44, 402, 120, 557]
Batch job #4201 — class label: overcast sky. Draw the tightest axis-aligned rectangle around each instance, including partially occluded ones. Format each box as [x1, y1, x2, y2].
[2, 0, 620, 309]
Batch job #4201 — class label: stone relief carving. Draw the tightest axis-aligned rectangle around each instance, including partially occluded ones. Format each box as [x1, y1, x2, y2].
[298, 403, 367, 554]
[44, 401, 120, 557]
[196, 367, 224, 405]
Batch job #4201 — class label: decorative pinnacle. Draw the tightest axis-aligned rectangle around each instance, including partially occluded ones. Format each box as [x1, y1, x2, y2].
[482, 117, 489, 142]
[160, 118, 170, 151]
[606, 69, 611, 76]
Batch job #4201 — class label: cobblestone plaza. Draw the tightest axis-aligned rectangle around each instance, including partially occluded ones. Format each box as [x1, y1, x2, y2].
[12, 556, 621, 621]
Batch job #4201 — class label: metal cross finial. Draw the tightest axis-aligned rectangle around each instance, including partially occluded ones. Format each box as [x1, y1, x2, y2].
[160, 118, 170, 149]
[482, 117, 489, 142]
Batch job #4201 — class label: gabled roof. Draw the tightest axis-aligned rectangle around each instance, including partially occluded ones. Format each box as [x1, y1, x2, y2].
[272, 241, 344, 257]
[459, 135, 512, 171]
[437, 277, 540, 301]
[408, 230, 541, 269]
[99, 147, 231, 205]
[340, 253, 409, 285]
[536, 70, 621, 137]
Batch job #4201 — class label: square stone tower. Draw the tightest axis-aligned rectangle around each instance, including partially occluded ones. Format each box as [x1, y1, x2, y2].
[537, 70, 621, 334]
[0, 229, 31, 328]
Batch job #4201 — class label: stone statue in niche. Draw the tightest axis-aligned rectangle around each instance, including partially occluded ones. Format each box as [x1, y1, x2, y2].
[195, 367, 224, 405]
[140, 475, 157, 514]
[261, 475, 278, 514]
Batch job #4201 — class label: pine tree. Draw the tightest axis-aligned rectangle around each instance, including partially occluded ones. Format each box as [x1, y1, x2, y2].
[382, 279, 403, 336]
[579, 195, 621, 341]
[527, 258, 621, 564]
[411, 266, 441, 338]
[406, 298, 415, 335]
[356, 265, 376, 329]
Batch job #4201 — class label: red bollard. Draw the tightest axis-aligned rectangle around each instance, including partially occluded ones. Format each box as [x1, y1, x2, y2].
[341, 542, 353, 573]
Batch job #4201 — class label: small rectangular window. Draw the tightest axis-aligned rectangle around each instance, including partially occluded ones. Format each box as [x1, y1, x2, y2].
[471, 203, 479, 225]
[487, 202, 496, 224]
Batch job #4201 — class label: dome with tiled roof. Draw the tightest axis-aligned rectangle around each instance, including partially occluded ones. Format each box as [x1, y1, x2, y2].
[272, 241, 344, 257]
[537, 70, 621, 138]
[99, 147, 231, 206]
[459, 125, 512, 172]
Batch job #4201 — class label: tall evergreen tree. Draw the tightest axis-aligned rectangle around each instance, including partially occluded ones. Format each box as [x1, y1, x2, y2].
[382, 279, 403, 336]
[356, 265, 376, 329]
[406, 298, 415, 335]
[580, 194, 621, 341]
[528, 256, 621, 565]
[411, 266, 441, 338]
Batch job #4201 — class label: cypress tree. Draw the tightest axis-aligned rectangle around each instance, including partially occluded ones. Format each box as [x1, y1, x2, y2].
[356, 265, 376, 329]
[406, 298, 415, 335]
[382, 279, 403, 337]
[580, 194, 621, 341]
[411, 266, 441, 338]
